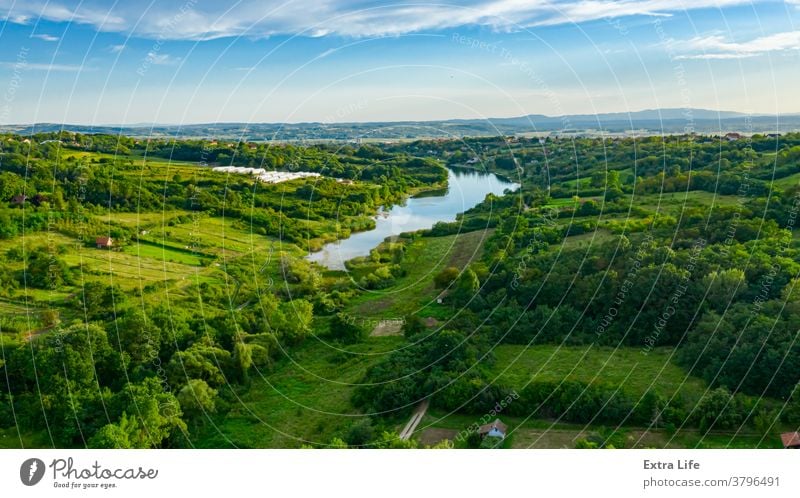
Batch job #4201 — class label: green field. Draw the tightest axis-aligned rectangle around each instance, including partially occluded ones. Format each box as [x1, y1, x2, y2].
[488, 345, 708, 402]
[0, 427, 51, 449]
[193, 337, 404, 448]
[123, 240, 207, 266]
[347, 230, 492, 320]
[415, 409, 782, 449]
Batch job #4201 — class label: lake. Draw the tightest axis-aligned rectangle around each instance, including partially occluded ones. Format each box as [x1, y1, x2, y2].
[307, 168, 519, 270]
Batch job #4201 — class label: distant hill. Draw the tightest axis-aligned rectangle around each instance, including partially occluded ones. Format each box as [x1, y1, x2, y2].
[1, 109, 797, 141]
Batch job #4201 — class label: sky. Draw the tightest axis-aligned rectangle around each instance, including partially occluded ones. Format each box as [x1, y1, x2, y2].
[0, 0, 799, 125]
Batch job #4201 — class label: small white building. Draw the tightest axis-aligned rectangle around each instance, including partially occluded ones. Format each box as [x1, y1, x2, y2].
[478, 419, 508, 439]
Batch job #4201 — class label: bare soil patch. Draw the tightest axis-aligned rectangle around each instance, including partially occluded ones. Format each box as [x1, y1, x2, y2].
[369, 319, 404, 337]
[417, 428, 459, 446]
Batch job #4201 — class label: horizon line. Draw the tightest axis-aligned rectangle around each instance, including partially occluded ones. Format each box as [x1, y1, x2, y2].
[3, 108, 800, 129]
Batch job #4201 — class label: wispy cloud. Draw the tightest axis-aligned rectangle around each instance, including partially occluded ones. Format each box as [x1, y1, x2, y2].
[109, 44, 126, 53]
[0, 0, 758, 40]
[317, 47, 338, 59]
[676, 31, 800, 59]
[31, 33, 59, 41]
[537, 0, 745, 26]
[7, 14, 31, 24]
[3, 1, 126, 29]
[144, 52, 179, 65]
[0, 61, 90, 72]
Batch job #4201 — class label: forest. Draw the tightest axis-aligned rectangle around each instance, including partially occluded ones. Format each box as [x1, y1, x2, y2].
[1, 131, 799, 449]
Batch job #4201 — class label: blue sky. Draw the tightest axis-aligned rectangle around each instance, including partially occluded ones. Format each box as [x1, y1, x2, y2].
[0, 0, 798, 124]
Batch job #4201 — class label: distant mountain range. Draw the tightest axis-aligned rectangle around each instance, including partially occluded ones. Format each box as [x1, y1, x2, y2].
[2, 108, 798, 141]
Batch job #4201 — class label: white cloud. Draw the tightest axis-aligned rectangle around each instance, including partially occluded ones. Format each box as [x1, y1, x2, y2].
[109, 44, 126, 53]
[0, 0, 759, 40]
[317, 47, 338, 59]
[538, 0, 746, 26]
[0, 61, 90, 71]
[676, 31, 800, 59]
[3, 1, 126, 29]
[31, 33, 59, 41]
[145, 52, 179, 65]
[8, 14, 30, 24]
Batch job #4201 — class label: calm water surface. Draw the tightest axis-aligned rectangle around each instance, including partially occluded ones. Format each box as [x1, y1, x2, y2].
[307, 168, 519, 270]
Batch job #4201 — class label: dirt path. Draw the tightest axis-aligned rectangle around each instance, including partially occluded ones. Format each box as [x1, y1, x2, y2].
[369, 319, 404, 337]
[398, 399, 429, 440]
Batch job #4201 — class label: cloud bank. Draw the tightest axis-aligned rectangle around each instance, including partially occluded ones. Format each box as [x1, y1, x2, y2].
[677, 30, 800, 59]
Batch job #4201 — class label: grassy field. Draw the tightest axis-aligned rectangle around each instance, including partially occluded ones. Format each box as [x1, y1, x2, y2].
[91, 211, 184, 227]
[0, 427, 52, 449]
[771, 171, 800, 188]
[0, 209, 305, 302]
[347, 229, 492, 320]
[193, 336, 404, 448]
[558, 228, 616, 248]
[123, 239, 207, 266]
[487, 344, 708, 402]
[417, 408, 783, 449]
[158, 215, 287, 257]
[61, 246, 199, 290]
[634, 190, 742, 212]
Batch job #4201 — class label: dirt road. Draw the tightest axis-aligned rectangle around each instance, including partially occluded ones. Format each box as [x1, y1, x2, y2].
[398, 399, 429, 440]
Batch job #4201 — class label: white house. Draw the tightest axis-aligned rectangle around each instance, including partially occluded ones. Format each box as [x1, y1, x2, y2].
[478, 419, 508, 439]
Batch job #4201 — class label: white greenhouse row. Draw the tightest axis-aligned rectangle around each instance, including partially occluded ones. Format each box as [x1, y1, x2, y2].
[210, 166, 321, 184]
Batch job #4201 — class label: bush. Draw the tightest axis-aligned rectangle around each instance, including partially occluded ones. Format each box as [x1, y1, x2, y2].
[329, 313, 366, 344]
[345, 418, 375, 447]
[434, 267, 460, 288]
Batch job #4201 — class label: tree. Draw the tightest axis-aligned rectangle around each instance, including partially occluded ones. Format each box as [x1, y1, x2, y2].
[89, 418, 134, 449]
[494, 156, 517, 170]
[117, 309, 161, 365]
[345, 418, 375, 447]
[402, 314, 426, 338]
[607, 170, 621, 189]
[702, 269, 745, 311]
[177, 379, 217, 420]
[452, 268, 480, 303]
[27, 322, 117, 390]
[111, 378, 186, 448]
[590, 170, 606, 188]
[233, 341, 253, 383]
[434, 267, 460, 289]
[168, 341, 231, 388]
[604, 186, 623, 202]
[425, 329, 474, 370]
[785, 383, 800, 424]
[371, 431, 419, 449]
[76, 282, 124, 320]
[24, 249, 71, 289]
[695, 387, 742, 432]
[271, 300, 314, 344]
[577, 200, 600, 216]
[329, 313, 366, 343]
[41, 309, 60, 328]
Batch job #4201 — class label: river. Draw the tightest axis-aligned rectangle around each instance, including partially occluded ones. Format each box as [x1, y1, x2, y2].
[306, 168, 519, 270]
